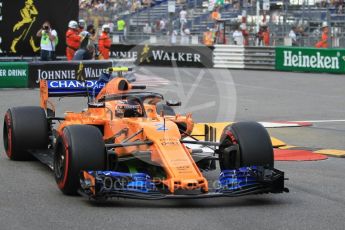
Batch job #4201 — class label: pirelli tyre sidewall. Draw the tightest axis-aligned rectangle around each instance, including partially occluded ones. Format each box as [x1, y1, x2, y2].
[54, 125, 106, 195]
[3, 106, 49, 161]
[219, 121, 274, 170]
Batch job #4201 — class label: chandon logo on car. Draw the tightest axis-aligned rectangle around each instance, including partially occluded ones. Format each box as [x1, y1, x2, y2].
[48, 80, 105, 89]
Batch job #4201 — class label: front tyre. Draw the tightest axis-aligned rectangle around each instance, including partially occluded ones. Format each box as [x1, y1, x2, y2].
[218, 122, 274, 170]
[54, 125, 106, 195]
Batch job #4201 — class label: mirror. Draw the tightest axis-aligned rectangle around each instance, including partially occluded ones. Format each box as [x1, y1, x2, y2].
[166, 100, 181, 107]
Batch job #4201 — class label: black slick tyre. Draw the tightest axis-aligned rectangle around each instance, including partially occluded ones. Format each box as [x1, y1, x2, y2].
[3, 106, 48, 161]
[219, 121, 274, 170]
[54, 125, 106, 195]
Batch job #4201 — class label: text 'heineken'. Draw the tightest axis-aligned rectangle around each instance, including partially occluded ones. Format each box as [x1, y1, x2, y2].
[276, 47, 345, 73]
[283, 51, 339, 69]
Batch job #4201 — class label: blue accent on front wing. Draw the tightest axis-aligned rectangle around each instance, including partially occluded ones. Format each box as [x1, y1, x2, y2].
[218, 167, 260, 191]
[89, 171, 157, 193]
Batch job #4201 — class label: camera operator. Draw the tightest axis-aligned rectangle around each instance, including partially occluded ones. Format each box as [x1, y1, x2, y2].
[36, 21, 58, 61]
[73, 31, 95, 60]
[86, 24, 99, 58]
[86, 24, 97, 42]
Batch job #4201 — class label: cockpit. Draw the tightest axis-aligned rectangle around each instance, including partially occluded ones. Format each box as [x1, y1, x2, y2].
[115, 99, 143, 118]
[96, 92, 164, 119]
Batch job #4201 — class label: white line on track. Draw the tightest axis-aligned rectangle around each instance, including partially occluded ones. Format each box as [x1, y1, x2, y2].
[293, 120, 345, 123]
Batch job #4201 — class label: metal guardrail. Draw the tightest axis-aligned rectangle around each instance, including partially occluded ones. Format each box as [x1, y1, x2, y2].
[213, 45, 275, 70]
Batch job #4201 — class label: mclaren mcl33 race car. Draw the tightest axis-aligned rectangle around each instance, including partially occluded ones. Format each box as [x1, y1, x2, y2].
[3, 67, 288, 200]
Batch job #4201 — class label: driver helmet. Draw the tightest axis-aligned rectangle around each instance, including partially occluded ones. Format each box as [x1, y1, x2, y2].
[115, 100, 143, 118]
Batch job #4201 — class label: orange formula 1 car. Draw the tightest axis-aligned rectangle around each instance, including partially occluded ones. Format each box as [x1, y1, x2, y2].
[3, 67, 288, 200]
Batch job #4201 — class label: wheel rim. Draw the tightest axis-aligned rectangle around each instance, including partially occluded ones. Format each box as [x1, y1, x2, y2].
[54, 144, 66, 186]
[220, 129, 239, 170]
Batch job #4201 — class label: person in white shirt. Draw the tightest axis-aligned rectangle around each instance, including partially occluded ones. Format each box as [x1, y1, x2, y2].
[232, 26, 243, 45]
[36, 21, 58, 61]
[159, 18, 166, 35]
[179, 6, 187, 31]
[180, 26, 190, 45]
[289, 26, 298, 46]
[143, 23, 152, 34]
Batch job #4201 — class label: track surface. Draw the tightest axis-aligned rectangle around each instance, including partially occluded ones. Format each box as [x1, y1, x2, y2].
[1, 68, 345, 230]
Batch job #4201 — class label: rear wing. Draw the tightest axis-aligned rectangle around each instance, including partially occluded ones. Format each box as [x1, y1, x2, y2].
[41, 80, 105, 97]
[39, 66, 133, 111]
[39, 79, 105, 112]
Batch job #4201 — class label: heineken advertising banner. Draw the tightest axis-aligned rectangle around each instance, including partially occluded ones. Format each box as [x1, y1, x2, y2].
[111, 44, 214, 68]
[276, 47, 345, 73]
[0, 62, 29, 88]
[28, 60, 112, 88]
[0, 0, 78, 57]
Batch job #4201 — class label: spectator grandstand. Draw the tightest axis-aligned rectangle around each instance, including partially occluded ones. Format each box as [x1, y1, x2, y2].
[79, 0, 345, 47]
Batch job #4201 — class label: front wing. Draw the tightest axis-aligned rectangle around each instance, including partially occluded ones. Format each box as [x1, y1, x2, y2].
[79, 167, 288, 200]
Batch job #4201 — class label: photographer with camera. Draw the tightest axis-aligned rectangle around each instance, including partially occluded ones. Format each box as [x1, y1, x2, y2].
[36, 21, 58, 61]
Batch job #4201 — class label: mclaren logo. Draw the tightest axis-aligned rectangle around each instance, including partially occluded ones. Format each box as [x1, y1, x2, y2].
[10, 0, 40, 53]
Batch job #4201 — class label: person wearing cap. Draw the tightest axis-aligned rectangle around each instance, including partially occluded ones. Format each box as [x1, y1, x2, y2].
[65, 20, 81, 60]
[315, 22, 329, 48]
[78, 19, 86, 33]
[98, 24, 112, 59]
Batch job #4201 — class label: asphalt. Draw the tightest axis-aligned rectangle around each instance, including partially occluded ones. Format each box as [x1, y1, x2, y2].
[0, 68, 345, 230]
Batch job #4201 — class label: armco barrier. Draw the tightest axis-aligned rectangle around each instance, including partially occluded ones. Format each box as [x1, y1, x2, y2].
[0, 62, 28, 88]
[245, 47, 275, 70]
[275, 47, 345, 73]
[213, 45, 245, 69]
[213, 45, 275, 69]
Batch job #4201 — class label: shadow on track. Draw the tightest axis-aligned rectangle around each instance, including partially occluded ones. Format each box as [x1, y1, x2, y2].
[83, 196, 289, 209]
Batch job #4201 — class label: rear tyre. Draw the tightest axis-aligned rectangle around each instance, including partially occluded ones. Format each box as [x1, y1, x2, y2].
[3, 106, 49, 161]
[219, 122, 273, 170]
[54, 125, 106, 195]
